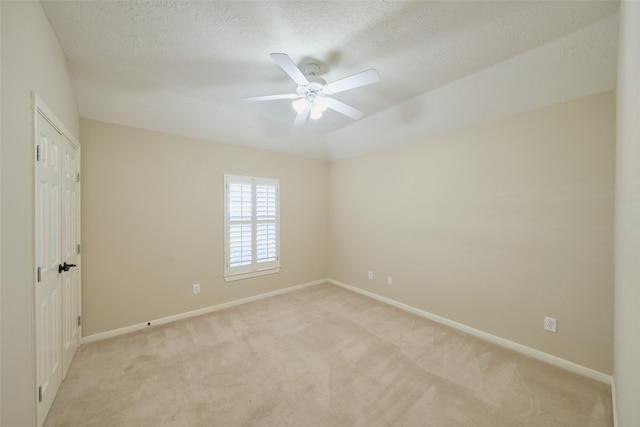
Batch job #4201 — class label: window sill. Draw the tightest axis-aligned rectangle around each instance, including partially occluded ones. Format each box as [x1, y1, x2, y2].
[224, 267, 280, 283]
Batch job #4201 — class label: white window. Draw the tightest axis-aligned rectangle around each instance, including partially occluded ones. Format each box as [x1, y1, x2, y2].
[224, 174, 280, 281]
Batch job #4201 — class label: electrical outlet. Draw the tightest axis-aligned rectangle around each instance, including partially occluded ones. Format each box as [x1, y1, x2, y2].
[544, 316, 557, 333]
[193, 284, 201, 294]
[387, 276, 393, 285]
[368, 271, 373, 280]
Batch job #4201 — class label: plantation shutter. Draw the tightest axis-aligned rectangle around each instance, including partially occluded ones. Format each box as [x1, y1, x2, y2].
[256, 184, 278, 265]
[224, 175, 280, 280]
[227, 178, 253, 273]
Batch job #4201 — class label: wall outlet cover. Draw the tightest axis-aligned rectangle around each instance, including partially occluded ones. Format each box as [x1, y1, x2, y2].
[544, 316, 557, 333]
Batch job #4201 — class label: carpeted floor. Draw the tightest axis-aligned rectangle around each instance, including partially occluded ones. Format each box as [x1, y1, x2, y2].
[44, 283, 612, 426]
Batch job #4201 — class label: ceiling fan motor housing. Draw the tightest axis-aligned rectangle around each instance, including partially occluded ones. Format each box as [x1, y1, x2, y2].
[297, 80, 327, 101]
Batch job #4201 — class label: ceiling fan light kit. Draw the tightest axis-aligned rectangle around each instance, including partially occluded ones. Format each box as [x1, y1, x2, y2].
[293, 87, 329, 120]
[243, 53, 380, 126]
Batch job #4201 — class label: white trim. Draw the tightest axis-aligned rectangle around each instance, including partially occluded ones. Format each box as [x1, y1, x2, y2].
[224, 267, 280, 282]
[612, 376, 618, 427]
[328, 279, 612, 385]
[81, 279, 326, 344]
[32, 93, 79, 146]
[81, 277, 613, 386]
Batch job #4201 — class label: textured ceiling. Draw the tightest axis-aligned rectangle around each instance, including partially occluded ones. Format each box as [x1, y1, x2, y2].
[41, 0, 619, 159]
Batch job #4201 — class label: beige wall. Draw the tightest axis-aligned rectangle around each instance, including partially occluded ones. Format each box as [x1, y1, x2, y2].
[329, 91, 615, 375]
[1, 2, 80, 426]
[614, 2, 640, 425]
[80, 119, 328, 335]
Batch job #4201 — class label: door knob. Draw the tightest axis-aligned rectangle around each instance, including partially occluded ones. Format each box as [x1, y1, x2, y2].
[58, 262, 77, 273]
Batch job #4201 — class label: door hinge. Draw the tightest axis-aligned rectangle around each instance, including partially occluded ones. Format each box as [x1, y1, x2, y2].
[76, 171, 80, 183]
[77, 243, 81, 255]
[77, 315, 82, 327]
[38, 386, 43, 403]
[36, 145, 41, 162]
[37, 266, 41, 283]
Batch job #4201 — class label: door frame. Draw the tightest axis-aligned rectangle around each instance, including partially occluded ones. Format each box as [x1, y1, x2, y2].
[32, 92, 81, 426]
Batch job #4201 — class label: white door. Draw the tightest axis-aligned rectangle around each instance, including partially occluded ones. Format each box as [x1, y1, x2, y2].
[35, 112, 63, 425]
[61, 134, 80, 377]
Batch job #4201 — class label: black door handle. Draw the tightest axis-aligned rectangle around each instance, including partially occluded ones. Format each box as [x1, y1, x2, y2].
[58, 262, 77, 273]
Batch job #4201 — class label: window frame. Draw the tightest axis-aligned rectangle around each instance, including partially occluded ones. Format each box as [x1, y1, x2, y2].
[224, 174, 280, 282]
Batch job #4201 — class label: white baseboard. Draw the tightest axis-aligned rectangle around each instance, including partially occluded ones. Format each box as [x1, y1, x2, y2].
[81, 277, 613, 386]
[81, 279, 327, 344]
[328, 279, 612, 385]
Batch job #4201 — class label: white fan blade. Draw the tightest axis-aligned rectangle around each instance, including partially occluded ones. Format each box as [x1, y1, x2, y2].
[270, 53, 309, 86]
[243, 93, 299, 102]
[293, 106, 310, 126]
[326, 69, 380, 94]
[327, 98, 364, 120]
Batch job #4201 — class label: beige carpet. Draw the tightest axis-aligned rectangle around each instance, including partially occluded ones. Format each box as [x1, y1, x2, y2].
[44, 283, 612, 427]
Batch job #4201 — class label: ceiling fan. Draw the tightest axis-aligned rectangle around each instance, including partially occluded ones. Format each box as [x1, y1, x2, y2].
[243, 53, 380, 126]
